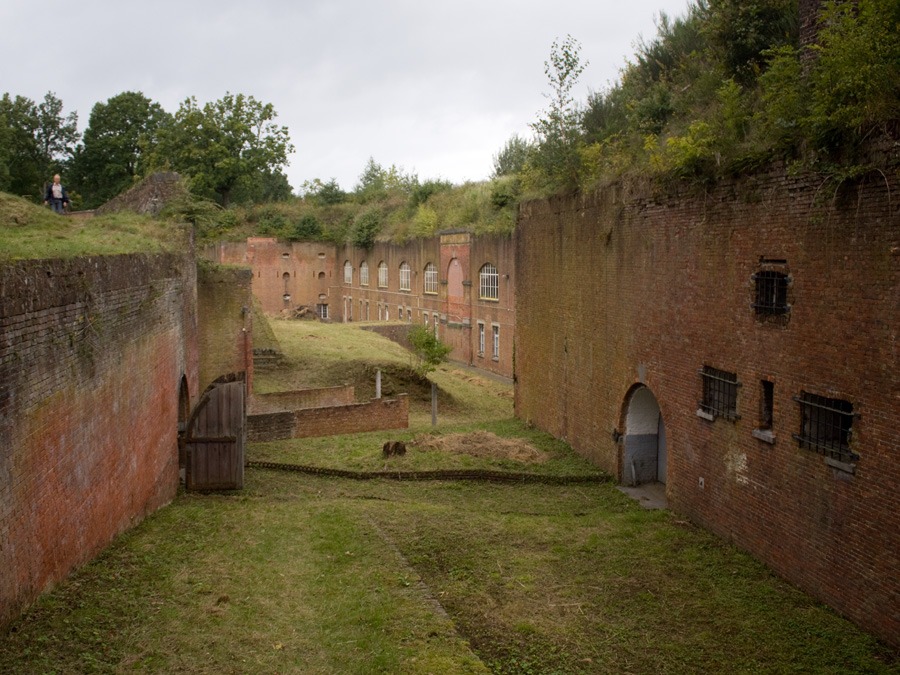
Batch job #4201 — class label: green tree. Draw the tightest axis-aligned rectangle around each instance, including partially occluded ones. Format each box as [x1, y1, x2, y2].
[72, 91, 170, 207]
[407, 325, 451, 377]
[528, 35, 588, 190]
[153, 93, 293, 206]
[0, 92, 78, 200]
[300, 177, 347, 205]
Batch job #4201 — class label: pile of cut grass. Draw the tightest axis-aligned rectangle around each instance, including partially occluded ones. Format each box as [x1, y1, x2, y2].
[0, 192, 185, 260]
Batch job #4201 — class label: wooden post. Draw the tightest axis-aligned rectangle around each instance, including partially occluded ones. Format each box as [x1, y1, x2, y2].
[376, 369, 382, 399]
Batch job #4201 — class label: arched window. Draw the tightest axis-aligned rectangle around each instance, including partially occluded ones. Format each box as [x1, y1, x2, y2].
[378, 261, 388, 288]
[343, 260, 353, 285]
[423, 262, 438, 294]
[360, 261, 369, 286]
[479, 263, 499, 300]
[399, 262, 411, 291]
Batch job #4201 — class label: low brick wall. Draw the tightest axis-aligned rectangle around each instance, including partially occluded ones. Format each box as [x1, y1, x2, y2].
[248, 394, 408, 441]
[250, 386, 355, 414]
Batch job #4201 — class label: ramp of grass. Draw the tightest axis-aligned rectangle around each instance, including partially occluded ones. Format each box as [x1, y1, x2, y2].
[0, 192, 185, 260]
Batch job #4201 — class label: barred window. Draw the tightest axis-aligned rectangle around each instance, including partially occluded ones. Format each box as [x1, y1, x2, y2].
[343, 260, 353, 285]
[699, 366, 740, 421]
[360, 261, 369, 286]
[753, 270, 789, 315]
[424, 263, 438, 294]
[378, 261, 388, 288]
[479, 263, 499, 300]
[399, 262, 411, 291]
[492, 324, 500, 359]
[793, 392, 857, 463]
[477, 322, 485, 355]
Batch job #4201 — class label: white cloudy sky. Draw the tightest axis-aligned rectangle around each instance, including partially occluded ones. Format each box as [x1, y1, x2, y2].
[1, 0, 691, 192]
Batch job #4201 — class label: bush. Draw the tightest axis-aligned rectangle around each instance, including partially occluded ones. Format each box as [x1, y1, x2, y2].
[407, 325, 452, 377]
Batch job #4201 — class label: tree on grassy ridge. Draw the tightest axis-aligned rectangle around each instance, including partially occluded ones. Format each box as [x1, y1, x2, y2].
[407, 325, 451, 377]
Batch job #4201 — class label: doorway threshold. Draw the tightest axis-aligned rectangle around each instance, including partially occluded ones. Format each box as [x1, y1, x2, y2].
[617, 482, 668, 510]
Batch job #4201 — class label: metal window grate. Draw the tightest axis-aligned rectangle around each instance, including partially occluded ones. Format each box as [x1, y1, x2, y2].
[793, 392, 858, 463]
[752, 271, 789, 315]
[699, 366, 740, 420]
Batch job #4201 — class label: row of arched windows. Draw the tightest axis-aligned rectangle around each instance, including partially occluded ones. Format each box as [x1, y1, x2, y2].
[343, 260, 501, 300]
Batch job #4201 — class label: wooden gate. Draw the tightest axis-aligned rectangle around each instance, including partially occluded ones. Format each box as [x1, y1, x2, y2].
[184, 373, 246, 491]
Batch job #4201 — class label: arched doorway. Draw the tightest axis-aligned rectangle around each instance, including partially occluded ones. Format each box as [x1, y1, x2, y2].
[622, 386, 667, 486]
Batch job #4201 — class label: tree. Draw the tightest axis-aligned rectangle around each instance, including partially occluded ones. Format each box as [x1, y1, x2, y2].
[528, 35, 588, 190]
[72, 91, 170, 207]
[0, 92, 78, 199]
[152, 93, 293, 206]
[491, 134, 532, 177]
[407, 325, 451, 377]
[300, 177, 347, 205]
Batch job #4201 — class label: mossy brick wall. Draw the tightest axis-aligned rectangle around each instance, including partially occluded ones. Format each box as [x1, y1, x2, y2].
[250, 385, 355, 414]
[196, 265, 253, 395]
[514, 169, 900, 646]
[0, 253, 199, 627]
[247, 394, 408, 442]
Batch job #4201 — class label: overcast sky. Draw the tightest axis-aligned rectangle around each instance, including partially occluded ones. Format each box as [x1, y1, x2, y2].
[2, 0, 691, 192]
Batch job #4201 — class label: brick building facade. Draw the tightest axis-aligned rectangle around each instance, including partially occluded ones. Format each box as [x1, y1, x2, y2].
[514, 169, 899, 646]
[206, 231, 516, 379]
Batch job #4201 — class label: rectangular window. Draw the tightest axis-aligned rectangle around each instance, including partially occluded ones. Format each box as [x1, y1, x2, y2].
[365, 302, 369, 321]
[399, 263, 411, 291]
[492, 324, 500, 359]
[699, 366, 740, 421]
[424, 264, 438, 294]
[407, 309, 411, 322]
[378, 263, 388, 288]
[317, 303, 328, 319]
[760, 381, 774, 430]
[793, 392, 857, 463]
[479, 264, 499, 300]
[398, 306, 402, 321]
[433, 313, 439, 338]
[360, 263, 369, 286]
[753, 270, 789, 315]
[477, 322, 485, 356]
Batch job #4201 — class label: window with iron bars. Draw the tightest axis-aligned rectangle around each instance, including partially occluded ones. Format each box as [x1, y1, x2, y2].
[360, 261, 369, 286]
[378, 261, 388, 288]
[343, 261, 353, 285]
[793, 392, 858, 463]
[752, 270, 789, 315]
[699, 366, 740, 420]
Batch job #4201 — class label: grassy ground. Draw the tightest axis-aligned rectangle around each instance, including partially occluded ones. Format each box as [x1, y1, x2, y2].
[0, 192, 184, 260]
[1, 318, 896, 673]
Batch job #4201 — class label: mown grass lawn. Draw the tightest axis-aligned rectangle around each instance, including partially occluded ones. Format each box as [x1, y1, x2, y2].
[1, 320, 895, 673]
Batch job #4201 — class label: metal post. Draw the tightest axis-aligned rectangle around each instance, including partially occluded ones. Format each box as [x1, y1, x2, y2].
[376, 369, 382, 399]
[431, 381, 437, 427]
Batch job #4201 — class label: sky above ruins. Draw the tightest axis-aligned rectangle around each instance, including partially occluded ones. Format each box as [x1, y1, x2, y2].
[2, 0, 691, 193]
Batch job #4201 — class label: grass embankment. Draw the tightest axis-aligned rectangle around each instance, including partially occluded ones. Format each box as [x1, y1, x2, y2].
[1, 318, 895, 673]
[0, 192, 185, 260]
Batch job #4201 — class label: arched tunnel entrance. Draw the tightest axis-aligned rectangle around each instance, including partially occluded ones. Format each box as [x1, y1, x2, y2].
[622, 385, 667, 486]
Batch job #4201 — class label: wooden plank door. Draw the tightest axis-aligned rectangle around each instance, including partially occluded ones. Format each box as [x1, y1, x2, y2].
[185, 379, 245, 491]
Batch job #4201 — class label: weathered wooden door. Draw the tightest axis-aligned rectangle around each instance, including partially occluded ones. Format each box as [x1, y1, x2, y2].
[184, 375, 246, 491]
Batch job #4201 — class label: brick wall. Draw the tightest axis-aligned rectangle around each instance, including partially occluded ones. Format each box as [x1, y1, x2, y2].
[247, 394, 408, 441]
[197, 264, 253, 395]
[514, 169, 900, 645]
[250, 385, 355, 414]
[0, 253, 199, 627]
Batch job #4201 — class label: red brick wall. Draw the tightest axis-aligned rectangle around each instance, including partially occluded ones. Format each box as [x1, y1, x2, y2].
[514, 170, 900, 645]
[205, 239, 335, 316]
[247, 394, 408, 441]
[0, 253, 199, 627]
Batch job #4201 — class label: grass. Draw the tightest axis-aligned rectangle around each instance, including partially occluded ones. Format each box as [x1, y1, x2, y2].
[0, 192, 186, 260]
[1, 317, 896, 673]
